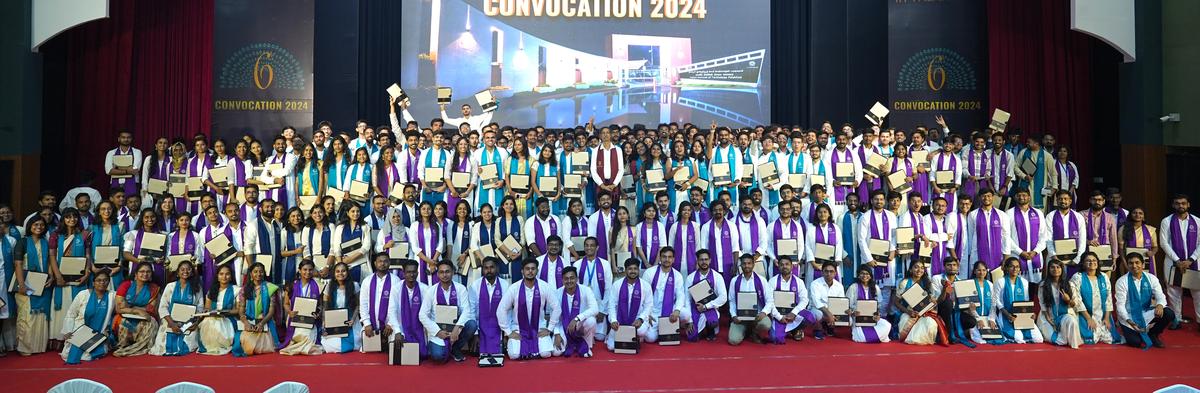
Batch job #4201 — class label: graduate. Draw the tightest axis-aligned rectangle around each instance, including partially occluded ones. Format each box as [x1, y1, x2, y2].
[928, 140, 963, 210]
[962, 133, 992, 199]
[278, 260, 323, 356]
[928, 258, 978, 346]
[359, 254, 401, 351]
[535, 236, 569, 289]
[988, 133, 1015, 198]
[1069, 252, 1118, 345]
[634, 203, 667, 268]
[417, 134, 451, 204]
[418, 261, 477, 363]
[846, 266, 891, 343]
[768, 256, 818, 342]
[586, 193, 617, 261]
[807, 261, 844, 340]
[894, 261, 949, 346]
[967, 188, 1013, 271]
[824, 133, 862, 206]
[150, 260, 202, 356]
[197, 264, 239, 356]
[468, 257, 510, 358]
[643, 247, 687, 344]
[1015, 136, 1054, 209]
[497, 259, 561, 360]
[60, 270, 115, 364]
[1115, 253, 1172, 349]
[920, 197, 957, 277]
[570, 237, 612, 341]
[1158, 194, 1199, 329]
[330, 203, 372, 281]
[472, 130, 510, 215]
[524, 198, 570, 259]
[996, 257, 1043, 344]
[1082, 191, 1119, 255]
[394, 261, 430, 358]
[1119, 207, 1158, 277]
[112, 262, 161, 357]
[670, 203, 702, 276]
[105, 130, 144, 196]
[1046, 191, 1087, 275]
[604, 258, 653, 352]
[857, 190, 898, 311]
[1008, 189, 1048, 284]
[769, 200, 811, 278]
[408, 202, 444, 285]
[321, 262, 362, 353]
[553, 266, 599, 357]
[701, 201, 741, 279]
[709, 128, 744, 206]
[726, 254, 774, 345]
[261, 136, 297, 211]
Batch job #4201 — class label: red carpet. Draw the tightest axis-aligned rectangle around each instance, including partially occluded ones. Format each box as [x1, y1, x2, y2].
[4, 326, 1200, 393]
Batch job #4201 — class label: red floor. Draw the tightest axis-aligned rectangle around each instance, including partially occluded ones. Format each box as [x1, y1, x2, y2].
[4, 325, 1200, 393]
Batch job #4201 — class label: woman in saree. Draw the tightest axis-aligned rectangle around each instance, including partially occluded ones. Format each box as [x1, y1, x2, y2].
[60, 270, 115, 364]
[150, 260, 202, 356]
[197, 264, 240, 355]
[15, 217, 53, 355]
[1037, 259, 1083, 349]
[235, 262, 279, 356]
[279, 260, 323, 355]
[1070, 252, 1119, 345]
[846, 265, 892, 343]
[893, 260, 950, 345]
[320, 262, 361, 353]
[112, 262, 160, 357]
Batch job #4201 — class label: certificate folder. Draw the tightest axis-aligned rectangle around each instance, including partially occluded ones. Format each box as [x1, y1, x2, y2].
[989, 109, 1011, 132]
[204, 235, 238, 267]
[570, 152, 589, 174]
[451, 172, 472, 194]
[434, 304, 459, 332]
[1053, 239, 1078, 261]
[688, 280, 716, 305]
[324, 308, 352, 338]
[563, 174, 583, 198]
[291, 297, 319, 329]
[23, 271, 49, 297]
[475, 90, 497, 112]
[425, 168, 445, 189]
[711, 163, 732, 186]
[94, 245, 121, 266]
[773, 291, 795, 315]
[834, 163, 855, 186]
[758, 163, 780, 185]
[645, 169, 667, 193]
[538, 176, 558, 197]
[437, 87, 453, 104]
[59, 256, 87, 283]
[613, 325, 639, 354]
[814, 243, 836, 264]
[735, 292, 758, 321]
[900, 284, 934, 315]
[953, 280, 980, 309]
[1012, 301, 1036, 329]
[140, 232, 167, 259]
[775, 239, 798, 257]
[855, 300, 878, 326]
[509, 174, 531, 194]
[480, 164, 500, 188]
[868, 238, 890, 262]
[895, 227, 916, 255]
[657, 317, 680, 345]
[68, 325, 108, 354]
[828, 297, 851, 326]
[864, 102, 889, 126]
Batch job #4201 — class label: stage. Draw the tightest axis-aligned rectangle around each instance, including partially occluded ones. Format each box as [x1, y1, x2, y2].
[5, 327, 1200, 392]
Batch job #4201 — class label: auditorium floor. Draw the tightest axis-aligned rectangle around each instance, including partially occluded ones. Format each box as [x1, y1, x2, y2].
[4, 322, 1200, 393]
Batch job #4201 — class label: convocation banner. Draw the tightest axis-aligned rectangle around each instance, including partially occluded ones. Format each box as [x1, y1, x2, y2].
[212, 0, 314, 141]
[887, 0, 986, 131]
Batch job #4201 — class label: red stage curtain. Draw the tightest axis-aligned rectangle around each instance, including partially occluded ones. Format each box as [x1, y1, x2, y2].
[988, 0, 1097, 196]
[45, 0, 212, 192]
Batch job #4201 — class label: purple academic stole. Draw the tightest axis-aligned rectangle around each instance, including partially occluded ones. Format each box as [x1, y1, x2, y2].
[640, 221, 662, 266]
[739, 214, 761, 255]
[992, 150, 1009, 191]
[558, 286, 588, 356]
[1086, 210, 1109, 245]
[975, 208, 1004, 269]
[368, 275, 391, 328]
[477, 279, 503, 353]
[708, 220, 735, 275]
[595, 212, 610, 259]
[616, 279, 642, 325]
[1055, 161, 1076, 190]
[733, 274, 766, 314]
[1052, 211, 1079, 240]
[869, 211, 890, 279]
[831, 149, 853, 202]
[400, 284, 426, 355]
[857, 284, 881, 342]
[539, 256, 564, 286]
[928, 216, 947, 275]
[533, 217, 558, 254]
[772, 277, 800, 344]
[688, 271, 719, 341]
[652, 268, 676, 318]
[673, 221, 697, 273]
[1170, 215, 1199, 268]
[1014, 209, 1043, 273]
[170, 231, 197, 255]
[516, 283, 541, 357]
[436, 283, 458, 306]
[965, 149, 990, 197]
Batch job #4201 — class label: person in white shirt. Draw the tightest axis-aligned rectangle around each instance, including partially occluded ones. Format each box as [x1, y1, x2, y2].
[1045, 191, 1087, 272]
[857, 190, 898, 312]
[1159, 194, 1200, 330]
[359, 254, 403, 348]
[642, 247, 688, 343]
[605, 259, 653, 352]
[553, 266, 599, 357]
[701, 201, 742, 279]
[808, 261, 845, 340]
[727, 254, 774, 345]
[1115, 253, 1173, 348]
[524, 198, 571, 258]
[440, 102, 495, 133]
[733, 195, 770, 272]
[967, 188, 1014, 272]
[685, 250, 728, 342]
[1008, 189, 1048, 284]
[570, 237, 612, 341]
[496, 259, 561, 360]
[419, 261, 478, 363]
[536, 236, 569, 289]
[468, 257, 510, 357]
[105, 130, 144, 196]
[768, 257, 816, 342]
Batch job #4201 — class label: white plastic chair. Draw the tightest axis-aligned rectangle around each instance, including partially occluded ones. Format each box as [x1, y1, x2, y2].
[1154, 385, 1200, 393]
[155, 382, 216, 393]
[47, 379, 113, 393]
[263, 382, 311, 393]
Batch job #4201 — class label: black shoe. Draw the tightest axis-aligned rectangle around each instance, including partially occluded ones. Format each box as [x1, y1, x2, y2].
[1169, 320, 1182, 330]
[1152, 338, 1165, 348]
[452, 352, 466, 362]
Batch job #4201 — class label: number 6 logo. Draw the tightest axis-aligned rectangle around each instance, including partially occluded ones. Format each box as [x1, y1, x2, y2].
[253, 51, 275, 90]
[925, 55, 945, 92]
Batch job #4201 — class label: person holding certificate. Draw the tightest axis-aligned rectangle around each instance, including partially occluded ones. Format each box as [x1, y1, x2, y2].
[604, 258, 652, 352]
[669, 141, 698, 211]
[727, 255, 773, 345]
[929, 258, 978, 346]
[846, 266, 891, 343]
[235, 262, 279, 356]
[1046, 191, 1086, 274]
[14, 217, 53, 355]
[823, 133, 861, 206]
[331, 204, 371, 281]
[857, 190, 898, 313]
[962, 134, 992, 200]
[1115, 253, 1172, 349]
[506, 138, 535, 217]
[407, 202, 444, 285]
[105, 130, 143, 196]
[633, 203, 667, 268]
[643, 247, 687, 344]
[701, 201, 741, 279]
[1118, 208, 1158, 277]
[418, 261, 477, 363]
[418, 134, 452, 204]
[60, 270, 115, 364]
[997, 257, 1043, 344]
[928, 141, 963, 212]
[112, 262, 161, 356]
[472, 130, 510, 215]
[197, 264, 239, 355]
[1014, 136, 1053, 210]
[893, 261, 948, 345]
[48, 209, 91, 344]
[1162, 195, 1200, 330]
[968, 188, 1013, 272]
[320, 262, 361, 353]
[445, 137, 477, 219]
[768, 257, 818, 343]
[278, 260, 323, 355]
[497, 259, 560, 360]
[638, 143, 669, 207]
[150, 260, 202, 356]
[1068, 253, 1116, 345]
[291, 144, 326, 210]
[808, 261, 844, 340]
[1008, 189, 1048, 284]
[523, 198, 569, 260]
